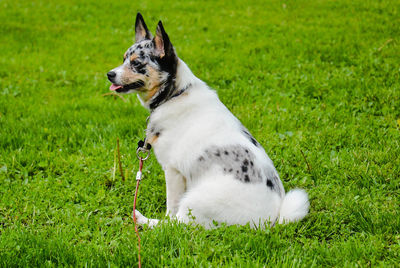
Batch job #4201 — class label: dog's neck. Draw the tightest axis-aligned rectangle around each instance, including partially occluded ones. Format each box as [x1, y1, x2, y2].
[174, 59, 201, 90]
[139, 59, 201, 111]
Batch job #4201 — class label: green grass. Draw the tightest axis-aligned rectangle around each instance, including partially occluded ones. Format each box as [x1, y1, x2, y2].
[1, 0, 399, 266]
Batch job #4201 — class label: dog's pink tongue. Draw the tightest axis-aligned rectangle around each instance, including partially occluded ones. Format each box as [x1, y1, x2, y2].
[110, 84, 122, 91]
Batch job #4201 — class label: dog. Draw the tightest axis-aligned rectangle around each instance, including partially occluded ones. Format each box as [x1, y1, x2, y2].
[107, 13, 309, 229]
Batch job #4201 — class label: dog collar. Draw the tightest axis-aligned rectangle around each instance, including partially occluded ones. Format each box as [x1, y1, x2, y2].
[149, 83, 192, 112]
[170, 83, 192, 100]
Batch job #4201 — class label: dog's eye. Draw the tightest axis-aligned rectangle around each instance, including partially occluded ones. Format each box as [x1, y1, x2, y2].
[131, 60, 144, 70]
[131, 60, 140, 67]
[131, 60, 146, 74]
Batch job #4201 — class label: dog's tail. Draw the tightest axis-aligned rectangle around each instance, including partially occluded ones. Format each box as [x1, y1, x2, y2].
[278, 189, 309, 224]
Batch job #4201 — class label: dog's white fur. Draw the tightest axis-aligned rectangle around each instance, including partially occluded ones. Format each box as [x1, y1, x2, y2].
[135, 59, 309, 228]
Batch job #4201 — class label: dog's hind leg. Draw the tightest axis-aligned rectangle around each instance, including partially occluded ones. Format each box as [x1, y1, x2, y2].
[175, 176, 282, 229]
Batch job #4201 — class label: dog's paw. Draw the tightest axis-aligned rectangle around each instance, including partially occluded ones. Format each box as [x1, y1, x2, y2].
[133, 209, 160, 228]
[133, 209, 147, 225]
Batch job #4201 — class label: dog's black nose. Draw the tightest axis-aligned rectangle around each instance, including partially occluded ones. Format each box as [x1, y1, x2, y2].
[107, 71, 116, 81]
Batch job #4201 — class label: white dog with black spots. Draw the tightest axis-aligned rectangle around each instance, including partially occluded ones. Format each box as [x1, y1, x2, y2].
[107, 13, 309, 229]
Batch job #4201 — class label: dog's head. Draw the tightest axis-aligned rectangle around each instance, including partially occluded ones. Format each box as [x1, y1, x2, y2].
[107, 13, 178, 109]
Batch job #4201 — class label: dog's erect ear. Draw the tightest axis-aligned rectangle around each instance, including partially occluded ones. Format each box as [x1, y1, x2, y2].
[154, 21, 175, 58]
[135, 13, 153, 42]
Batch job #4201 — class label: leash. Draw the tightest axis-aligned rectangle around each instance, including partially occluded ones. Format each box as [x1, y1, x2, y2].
[130, 84, 188, 266]
[133, 139, 151, 268]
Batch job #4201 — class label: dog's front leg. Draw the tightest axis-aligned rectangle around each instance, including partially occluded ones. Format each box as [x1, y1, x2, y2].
[165, 167, 186, 216]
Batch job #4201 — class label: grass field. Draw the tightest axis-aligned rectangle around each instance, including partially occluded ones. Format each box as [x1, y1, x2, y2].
[1, 0, 399, 266]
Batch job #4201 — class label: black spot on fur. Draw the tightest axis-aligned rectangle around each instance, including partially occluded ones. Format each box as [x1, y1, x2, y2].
[266, 179, 274, 189]
[194, 145, 264, 184]
[250, 137, 258, 147]
[241, 165, 248, 172]
[155, 132, 160, 137]
[242, 129, 260, 147]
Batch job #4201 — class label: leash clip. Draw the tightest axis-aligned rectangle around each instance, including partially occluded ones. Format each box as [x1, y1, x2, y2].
[136, 139, 151, 161]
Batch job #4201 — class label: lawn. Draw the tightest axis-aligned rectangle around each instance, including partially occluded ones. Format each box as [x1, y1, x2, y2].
[0, 0, 399, 266]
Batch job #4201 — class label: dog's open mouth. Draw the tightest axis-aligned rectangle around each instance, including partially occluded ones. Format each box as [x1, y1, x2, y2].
[110, 80, 145, 93]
